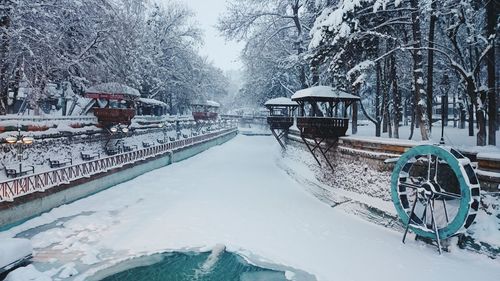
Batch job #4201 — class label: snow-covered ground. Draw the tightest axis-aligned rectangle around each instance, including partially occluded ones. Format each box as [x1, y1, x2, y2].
[238, 122, 270, 135]
[1, 135, 499, 281]
[354, 121, 500, 154]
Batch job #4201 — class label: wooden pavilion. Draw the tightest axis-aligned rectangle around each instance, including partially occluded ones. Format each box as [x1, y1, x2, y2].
[85, 83, 139, 128]
[291, 86, 360, 169]
[264, 97, 298, 149]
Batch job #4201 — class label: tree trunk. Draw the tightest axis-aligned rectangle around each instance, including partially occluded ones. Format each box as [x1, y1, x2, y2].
[477, 106, 487, 146]
[291, 4, 307, 89]
[387, 104, 392, 138]
[409, 0, 429, 140]
[425, 0, 437, 132]
[460, 103, 466, 129]
[311, 58, 320, 87]
[375, 62, 382, 137]
[404, 98, 409, 126]
[382, 90, 388, 134]
[391, 54, 401, 139]
[409, 109, 415, 140]
[486, 0, 497, 145]
[10, 62, 21, 114]
[352, 101, 358, 135]
[0, 5, 11, 115]
[468, 103, 474, 136]
[358, 91, 381, 136]
[384, 57, 392, 137]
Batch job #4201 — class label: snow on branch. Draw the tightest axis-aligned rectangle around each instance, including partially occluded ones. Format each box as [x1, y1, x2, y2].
[347, 60, 375, 86]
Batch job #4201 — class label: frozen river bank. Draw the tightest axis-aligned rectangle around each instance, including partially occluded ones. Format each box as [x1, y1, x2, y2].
[1, 135, 499, 281]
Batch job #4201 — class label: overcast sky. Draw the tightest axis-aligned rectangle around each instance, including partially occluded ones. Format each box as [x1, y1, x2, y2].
[158, 0, 244, 71]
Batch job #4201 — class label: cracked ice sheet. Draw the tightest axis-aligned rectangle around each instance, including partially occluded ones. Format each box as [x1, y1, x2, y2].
[2, 135, 499, 281]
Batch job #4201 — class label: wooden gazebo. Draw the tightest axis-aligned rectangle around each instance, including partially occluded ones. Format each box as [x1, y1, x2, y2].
[264, 97, 298, 149]
[84, 83, 139, 128]
[291, 86, 360, 169]
[191, 100, 220, 122]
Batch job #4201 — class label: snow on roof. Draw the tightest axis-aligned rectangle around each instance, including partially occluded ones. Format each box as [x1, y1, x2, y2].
[206, 100, 220, 107]
[86, 82, 140, 97]
[138, 98, 167, 107]
[291, 86, 360, 101]
[264, 97, 298, 107]
[192, 100, 220, 107]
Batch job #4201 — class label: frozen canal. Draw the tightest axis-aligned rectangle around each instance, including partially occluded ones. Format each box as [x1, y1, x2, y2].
[1, 135, 499, 281]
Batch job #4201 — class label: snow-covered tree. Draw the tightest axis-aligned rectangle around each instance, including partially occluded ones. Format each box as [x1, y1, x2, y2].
[0, 0, 230, 116]
[307, 0, 496, 144]
[218, 0, 327, 105]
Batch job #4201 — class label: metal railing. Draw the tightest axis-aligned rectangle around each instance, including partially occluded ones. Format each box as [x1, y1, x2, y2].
[0, 128, 237, 203]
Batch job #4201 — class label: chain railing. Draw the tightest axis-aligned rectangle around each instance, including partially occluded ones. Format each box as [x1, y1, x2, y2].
[0, 128, 237, 203]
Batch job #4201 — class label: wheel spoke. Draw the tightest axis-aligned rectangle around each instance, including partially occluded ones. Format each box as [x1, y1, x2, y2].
[427, 153, 432, 181]
[435, 191, 461, 200]
[431, 199, 435, 226]
[399, 182, 421, 190]
[420, 199, 428, 226]
[429, 198, 443, 254]
[442, 198, 449, 223]
[434, 156, 439, 182]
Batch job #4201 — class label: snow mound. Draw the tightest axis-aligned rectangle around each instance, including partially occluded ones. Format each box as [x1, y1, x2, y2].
[5, 265, 50, 281]
[0, 238, 32, 270]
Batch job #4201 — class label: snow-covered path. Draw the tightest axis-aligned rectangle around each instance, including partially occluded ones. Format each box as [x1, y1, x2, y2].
[2, 135, 499, 281]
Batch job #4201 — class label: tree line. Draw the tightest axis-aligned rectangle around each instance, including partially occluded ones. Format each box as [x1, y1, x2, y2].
[218, 0, 498, 146]
[0, 0, 229, 116]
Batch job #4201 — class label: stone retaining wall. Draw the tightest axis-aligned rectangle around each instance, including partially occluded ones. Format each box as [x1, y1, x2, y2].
[288, 129, 500, 192]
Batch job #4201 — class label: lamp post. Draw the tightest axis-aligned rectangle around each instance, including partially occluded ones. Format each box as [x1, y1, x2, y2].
[158, 122, 172, 142]
[107, 124, 129, 148]
[176, 120, 188, 139]
[109, 124, 129, 134]
[190, 121, 196, 136]
[5, 126, 34, 173]
[439, 73, 450, 145]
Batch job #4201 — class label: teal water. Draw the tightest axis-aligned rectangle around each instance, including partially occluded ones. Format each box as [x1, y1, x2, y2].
[98, 251, 288, 281]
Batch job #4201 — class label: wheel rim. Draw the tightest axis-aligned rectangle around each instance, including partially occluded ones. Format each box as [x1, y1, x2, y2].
[391, 145, 481, 240]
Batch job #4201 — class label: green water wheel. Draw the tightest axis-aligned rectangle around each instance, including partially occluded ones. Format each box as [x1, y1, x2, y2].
[391, 145, 481, 249]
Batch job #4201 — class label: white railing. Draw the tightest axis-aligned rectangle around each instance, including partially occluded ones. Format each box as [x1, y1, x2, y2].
[133, 115, 193, 122]
[0, 128, 237, 202]
[0, 114, 195, 124]
[0, 115, 97, 123]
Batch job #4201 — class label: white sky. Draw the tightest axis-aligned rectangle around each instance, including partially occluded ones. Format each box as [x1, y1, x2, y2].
[159, 0, 244, 71]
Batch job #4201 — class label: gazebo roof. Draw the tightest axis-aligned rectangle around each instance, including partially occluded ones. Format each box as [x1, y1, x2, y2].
[264, 97, 298, 108]
[291, 86, 360, 102]
[138, 98, 167, 107]
[206, 100, 220, 107]
[86, 82, 140, 97]
[192, 100, 220, 108]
